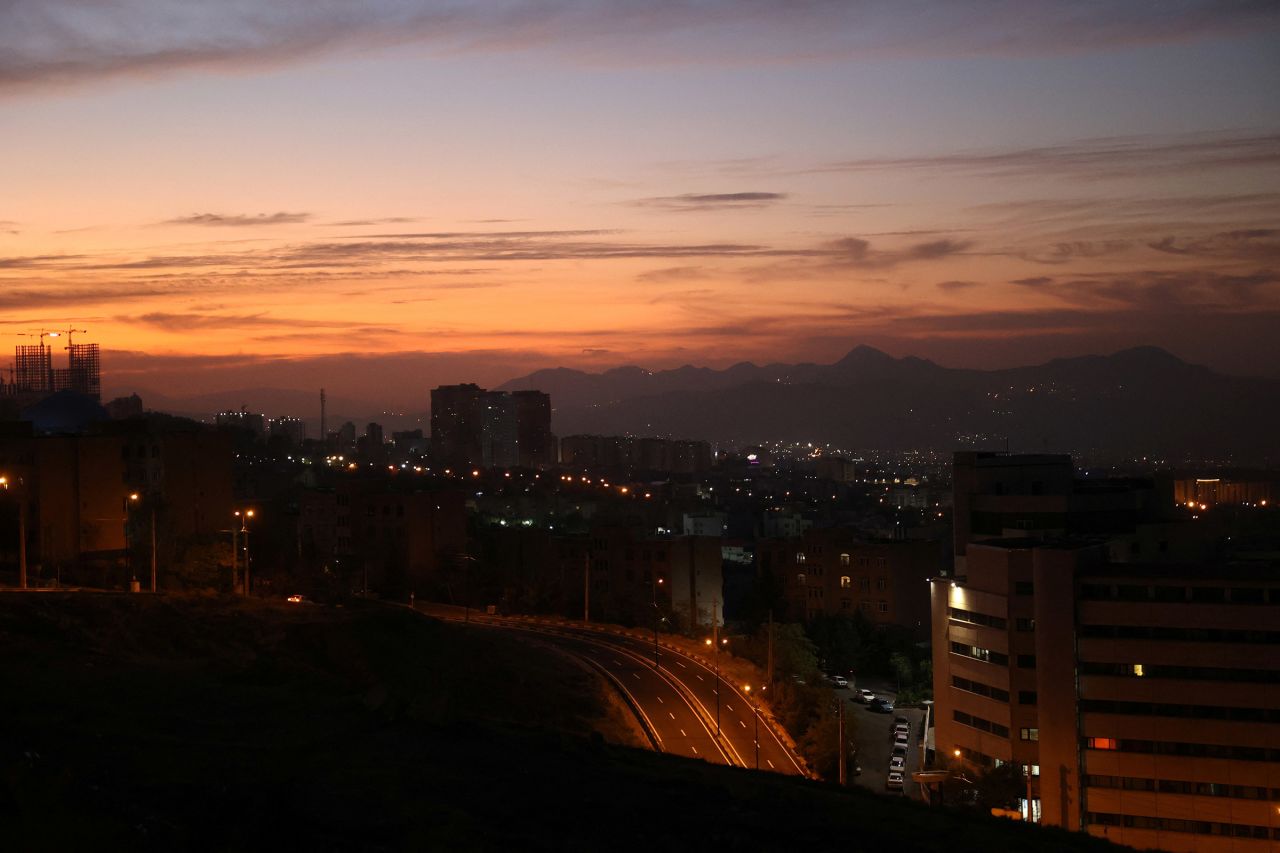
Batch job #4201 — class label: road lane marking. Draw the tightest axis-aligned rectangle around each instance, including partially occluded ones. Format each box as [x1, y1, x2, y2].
[680, 729, 687, 737]
[739, 720, 746, 728]
[669, 712, 676, 720]
[632, 673, 640, 680]
[691, 746, 698, 754]
[767, 760, 775, 769]
[674, 661, 686, 668]
[694, 674, 703, 681]
[656, 696, 663, 704]
[726, 704, 733, 711]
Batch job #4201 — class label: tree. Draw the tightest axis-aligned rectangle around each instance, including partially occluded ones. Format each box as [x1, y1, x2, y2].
[890, 652, 914, 692]
[797, 700, 858, 783]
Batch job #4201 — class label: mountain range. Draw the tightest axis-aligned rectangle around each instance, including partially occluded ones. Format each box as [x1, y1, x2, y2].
[498, 345, 1279, 462]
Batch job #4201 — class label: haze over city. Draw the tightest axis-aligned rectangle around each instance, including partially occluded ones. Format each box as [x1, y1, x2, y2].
[2, 1, 1279, 407]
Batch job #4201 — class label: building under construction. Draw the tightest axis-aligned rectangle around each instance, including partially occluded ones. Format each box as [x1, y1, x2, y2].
[1, 330, 102, 405]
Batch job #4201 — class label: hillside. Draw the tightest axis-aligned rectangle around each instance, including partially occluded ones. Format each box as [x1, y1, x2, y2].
[500, 345, 1280, 461]
[0, 594, 1128, 851]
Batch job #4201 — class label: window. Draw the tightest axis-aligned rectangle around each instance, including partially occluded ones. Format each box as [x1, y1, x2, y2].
[1015, 617, 1035, 632]
[840, 576, 851, 589]
[840, 553, 850, 566]
[860, 578, 870, 592]
[949, 607, 1007, 630]
[1017, 655, 1036, 668]
[1014, 581, 1034, 595]
[950, 642, 1009, 666]
[859, 601, 871, 611]
[876, 577, 887, 591]
[1087, 737, 1118, 751]
[952, 676, 1010, 703]
[1020, 728, 1039, 742]
[878, 601, 889, 613]
[841, 598, 852, 610]
[797, 573, 806, 585]
[1018, 691, 1038, 705]
[795, 552, 806, 564]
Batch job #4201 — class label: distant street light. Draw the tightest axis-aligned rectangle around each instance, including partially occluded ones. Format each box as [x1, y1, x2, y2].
[234, 509, 255, 596]
[125, 493, 140, 591]
[1, 475, 27, 589]
[651, 576, 665, 668]
[744, 683, 767, 769]
[705, 635, 729, 736]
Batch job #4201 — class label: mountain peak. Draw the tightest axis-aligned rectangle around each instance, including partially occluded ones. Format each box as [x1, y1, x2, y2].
[834, 345, 894, 367]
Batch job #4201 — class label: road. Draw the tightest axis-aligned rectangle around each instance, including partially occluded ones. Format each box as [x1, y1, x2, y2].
[416, 604, 806, 776]
[837, 679, 926, 800]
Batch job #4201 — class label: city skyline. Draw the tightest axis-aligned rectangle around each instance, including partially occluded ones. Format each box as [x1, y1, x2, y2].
[3, 2, 1279, 399]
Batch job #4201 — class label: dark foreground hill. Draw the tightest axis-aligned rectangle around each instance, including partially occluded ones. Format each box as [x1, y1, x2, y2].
[0, 594, 1126, 852]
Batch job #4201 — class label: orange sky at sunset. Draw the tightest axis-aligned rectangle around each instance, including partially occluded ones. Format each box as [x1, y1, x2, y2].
[2, 2, 1278, 407]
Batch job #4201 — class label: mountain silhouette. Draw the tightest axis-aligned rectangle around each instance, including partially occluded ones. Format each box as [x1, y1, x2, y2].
[499, 345, 1278, 462]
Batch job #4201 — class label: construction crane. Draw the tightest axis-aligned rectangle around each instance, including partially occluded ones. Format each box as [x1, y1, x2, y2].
[46, 327, 89, 348]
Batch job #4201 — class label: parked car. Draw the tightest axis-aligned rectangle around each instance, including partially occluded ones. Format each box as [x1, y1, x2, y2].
[827, 675, 849, 688]
[891, 744, 908, 758]
[894, 732, 910, 748]
[869, 698, 894, 713]
[889, 756, 906, 773]
[891, 723, 910, 740]
[886, 771, 904, 791]
[853, 689, 876, 704]
[894, 715, 910, 726]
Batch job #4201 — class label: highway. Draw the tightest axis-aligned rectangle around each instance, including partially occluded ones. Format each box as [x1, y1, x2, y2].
[416, 604, 806, 776]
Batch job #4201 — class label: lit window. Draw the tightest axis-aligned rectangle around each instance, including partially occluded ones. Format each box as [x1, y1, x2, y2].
[1088, 737, 1118, 751]
[1132, 664, 1144, 677]
[797, 573, 807, 585]
[840, 553, 851, 566]
[795, 552, 806, 564]
[840, 576, 852, 589]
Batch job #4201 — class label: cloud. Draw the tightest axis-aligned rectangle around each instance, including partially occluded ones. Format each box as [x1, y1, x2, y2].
[164, 212, 311, 227]
[1147, 229, 1280, 262]
[630, 192, 787, 212]
[117, 312, 389, 332]
[1012, 276, 1053, 287]
[818, 130, 1280, 181]
[321, 217, 418, 227]
[936, 280, 979, 291]
[6, 2, 1275, 94]
[636, 266, 711, 283]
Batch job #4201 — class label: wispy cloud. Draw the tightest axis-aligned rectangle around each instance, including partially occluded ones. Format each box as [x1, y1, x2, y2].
[936, 280, 979, 291]
[321, 217, 418, 227]
[117, 311, 385, 332]
[5, 2, 1275, 94]
[1147, 229, 1280, 262]
[630, 192, 787, 212]
[818, 130, 1280, 181]
[164, 212, 311, 227]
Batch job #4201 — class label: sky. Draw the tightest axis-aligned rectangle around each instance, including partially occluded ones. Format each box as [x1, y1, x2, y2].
[2, 1, 1279, 408]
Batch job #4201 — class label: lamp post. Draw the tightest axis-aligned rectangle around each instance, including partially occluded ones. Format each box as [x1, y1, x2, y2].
[744, 684, 766, 769]
[235, 509, 255, 596]
[125, 493, 140, 591]
[651, 576, 664, 668]
[0, 475, 26, 590]
[705, 635, 728, 736]
[458, 553, 478, 623]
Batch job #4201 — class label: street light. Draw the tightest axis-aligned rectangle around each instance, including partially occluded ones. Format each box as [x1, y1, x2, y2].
[651, 576, 665, 668]
[234, 509, 255, 596]
[744, 683, 767, 769]
[705, 635, 729, 736]
[125, 493, 140, 591]
[1, 475, 27, 590]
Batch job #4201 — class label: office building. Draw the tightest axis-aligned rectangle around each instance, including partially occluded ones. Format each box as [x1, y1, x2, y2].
[932, 452, 1279, 851]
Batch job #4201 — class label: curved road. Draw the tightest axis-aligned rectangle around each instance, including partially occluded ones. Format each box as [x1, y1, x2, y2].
[417, 604, 805, 776]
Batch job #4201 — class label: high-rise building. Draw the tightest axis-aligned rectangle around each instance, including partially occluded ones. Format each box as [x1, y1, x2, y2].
[932, 452, 1279, 851]
[430, 384, 552, 470]
[512, 390, 553, 468]
[268, 416, 306, 445]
